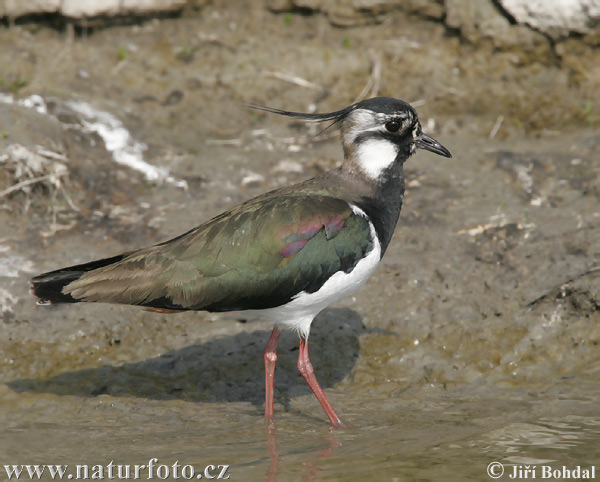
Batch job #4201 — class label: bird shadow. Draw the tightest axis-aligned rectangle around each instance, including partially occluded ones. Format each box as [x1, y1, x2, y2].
[7, 308, 366, 407]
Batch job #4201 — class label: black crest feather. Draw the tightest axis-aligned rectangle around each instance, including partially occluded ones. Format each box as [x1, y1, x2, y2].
[246, 103, 357, 138]
[245, 103, 356, 129]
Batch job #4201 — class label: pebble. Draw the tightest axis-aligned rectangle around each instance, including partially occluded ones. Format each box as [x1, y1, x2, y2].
[240, 171, 265, 187]
[271, 159, 304, 174]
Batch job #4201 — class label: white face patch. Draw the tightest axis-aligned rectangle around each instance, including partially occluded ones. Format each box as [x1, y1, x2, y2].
[341, 108, 415, 179]
[355, 138, 399, 180]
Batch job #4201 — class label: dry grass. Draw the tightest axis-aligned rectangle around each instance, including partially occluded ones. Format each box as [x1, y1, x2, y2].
[0, 144, 78, 236]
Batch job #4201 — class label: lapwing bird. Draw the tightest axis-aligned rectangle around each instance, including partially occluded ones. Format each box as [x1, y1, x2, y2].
[31, 97, 451, 426]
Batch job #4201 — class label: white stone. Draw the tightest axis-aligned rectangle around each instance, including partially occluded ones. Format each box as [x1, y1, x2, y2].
[64, 100, 187, 189]
[240, 171, 265, 187]
[1, 0, 188, 18]
[499, 0, 600, 37]
[272, 159, 304, 174]
[4, 0, 60, 17]
[61, 0, 120, 17]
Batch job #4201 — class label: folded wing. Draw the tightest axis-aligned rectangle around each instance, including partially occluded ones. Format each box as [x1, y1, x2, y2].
[34, 195, 374, 312]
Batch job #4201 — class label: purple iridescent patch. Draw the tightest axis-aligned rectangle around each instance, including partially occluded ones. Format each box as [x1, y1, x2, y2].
[280, 239, 309, 258]
[280, 214, 348, 258]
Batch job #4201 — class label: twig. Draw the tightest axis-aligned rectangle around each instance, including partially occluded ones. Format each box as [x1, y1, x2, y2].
[444, 86, 467, 97]
[59, 183, 79, 212]
[260, 71, 324, 90]
[36, 147, 68, 161]
[205, 138, 243, 146]
[0, 174, 61, 198]
[112, 59, 128, 75]
[353, 50, 382, 104]
[369, 52, 382, 98]
[40, 220, 78, 238]
[526, 265, 600, 309]
[489, 115, 504, 139]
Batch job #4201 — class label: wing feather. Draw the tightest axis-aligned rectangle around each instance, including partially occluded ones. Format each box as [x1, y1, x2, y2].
[64, 195, 374, 311]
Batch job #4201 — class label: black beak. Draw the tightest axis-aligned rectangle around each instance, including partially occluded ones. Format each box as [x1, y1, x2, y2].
[416, 133, 452, 158]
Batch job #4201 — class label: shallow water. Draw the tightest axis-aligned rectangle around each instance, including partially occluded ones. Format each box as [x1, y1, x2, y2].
[1, 379, 599, 481]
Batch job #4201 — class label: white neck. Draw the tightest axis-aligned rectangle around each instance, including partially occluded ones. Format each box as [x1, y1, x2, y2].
[353, 139, 399, 180]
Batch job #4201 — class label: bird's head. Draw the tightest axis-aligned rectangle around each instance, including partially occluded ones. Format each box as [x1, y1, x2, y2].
[249, 96, 451, 181]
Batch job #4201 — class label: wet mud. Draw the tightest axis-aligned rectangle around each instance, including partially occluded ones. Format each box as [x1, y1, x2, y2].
[0, 1, 599, 480]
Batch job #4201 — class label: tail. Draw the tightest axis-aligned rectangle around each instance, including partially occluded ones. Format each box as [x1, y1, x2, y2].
[30, 253, 131, 305]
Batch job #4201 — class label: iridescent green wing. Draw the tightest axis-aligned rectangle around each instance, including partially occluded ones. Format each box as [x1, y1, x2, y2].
[65, 195, 374, 311]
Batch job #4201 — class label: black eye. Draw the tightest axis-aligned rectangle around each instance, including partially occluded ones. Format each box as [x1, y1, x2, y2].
[385, 120, 401, 132]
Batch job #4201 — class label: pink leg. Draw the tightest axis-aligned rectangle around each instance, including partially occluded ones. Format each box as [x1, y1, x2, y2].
[297, 337, 343, 427]
[265, 420, 278, 482]
[264, 327, 281, 420]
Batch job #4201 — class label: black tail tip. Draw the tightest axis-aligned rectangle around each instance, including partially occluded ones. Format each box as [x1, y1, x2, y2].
[29, 272, 81, 305]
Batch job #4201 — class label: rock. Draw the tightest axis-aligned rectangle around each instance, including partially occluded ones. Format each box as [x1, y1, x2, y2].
[267, 0, 445, 26]
[121, 0, 187, 14]
[271, 159, 304, 174]
[499, 0, 600, 39]
[240, 171, 265, 187]
[294, 0, 323, 10]
[4, 0, 60, 17]
[61, 0, 120, 17]
[445, 0, 549, 53]
[445, 0, 509, 43]
[328, 2, 386, 27]
[266, 0, 294, 11]
[1, 0, 187, 19]
[446, 0, 600, 46]
[330, 0, 445, 26]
